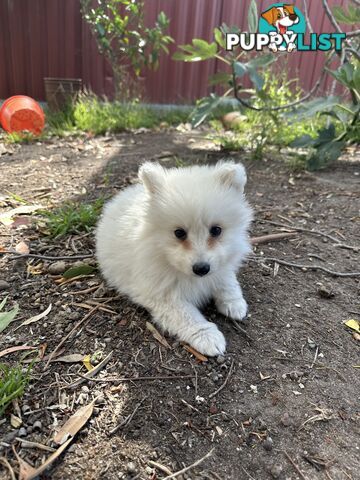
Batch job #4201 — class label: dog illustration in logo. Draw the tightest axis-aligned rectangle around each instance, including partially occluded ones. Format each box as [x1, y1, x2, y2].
[261, 4, 299, 52]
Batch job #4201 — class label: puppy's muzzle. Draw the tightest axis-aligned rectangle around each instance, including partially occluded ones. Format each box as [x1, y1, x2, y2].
[193, 262, 210, 277]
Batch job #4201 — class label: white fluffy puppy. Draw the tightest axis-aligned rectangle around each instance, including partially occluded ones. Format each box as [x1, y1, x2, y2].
[96, 161, 253, 356]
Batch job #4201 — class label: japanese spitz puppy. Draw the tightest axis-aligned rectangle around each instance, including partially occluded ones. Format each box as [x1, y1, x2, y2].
[96, 161, 253, 356]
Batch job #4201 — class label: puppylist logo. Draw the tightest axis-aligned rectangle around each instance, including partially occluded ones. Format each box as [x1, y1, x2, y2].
[226, 3, 346, 53]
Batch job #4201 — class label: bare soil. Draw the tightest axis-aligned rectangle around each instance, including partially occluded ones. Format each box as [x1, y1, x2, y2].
[0, 130, 359, 480]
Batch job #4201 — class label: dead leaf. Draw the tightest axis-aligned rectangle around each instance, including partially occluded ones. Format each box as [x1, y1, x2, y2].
[10, 414, 22, 428]
[53, 354, 85, 363]
[344, 319, 360, 334]
[82, 354, 94, 372]
[14, 304, 52, 331]
[54, 400, 95, 445]
[68, 351, 113, 388]
[182, 343, 208, 363]
[0, 205, 44, 226]
[146, 322, 172, 349]
[14, 437, 73, 480]
[15, 241, 30, 255]
[0, 345, 37, 358]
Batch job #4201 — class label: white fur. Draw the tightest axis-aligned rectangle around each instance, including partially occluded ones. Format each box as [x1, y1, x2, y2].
[96, 161, 253, 356]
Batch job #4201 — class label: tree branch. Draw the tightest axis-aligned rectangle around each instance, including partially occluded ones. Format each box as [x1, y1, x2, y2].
[302, 0, 314, 33]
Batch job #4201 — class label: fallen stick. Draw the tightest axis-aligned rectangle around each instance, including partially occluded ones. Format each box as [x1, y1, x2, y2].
[148, 460, 173, 476]
[258, 220, 359, 251]
[108, 397, 146, 435]
[162, 448, 214, 480]
[0, 250, 94, 261]
[75, 373, 195, 384]
[209, 358, 235, 399]
[283, 451, 308, 480]
[250, 257, 360, 278]
[251, 232, 297, 245]
[45, 305, 99, 368]
[67, 351, 113, 388]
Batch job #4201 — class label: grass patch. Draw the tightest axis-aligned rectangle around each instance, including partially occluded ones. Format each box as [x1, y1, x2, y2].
[213, 71, 329, 160]
[0, 363, 32, 416]
[40, 198, 105, 238]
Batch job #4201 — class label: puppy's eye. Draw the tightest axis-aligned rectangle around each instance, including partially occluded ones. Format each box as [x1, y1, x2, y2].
[209, 226, 222, 237]
[174, 228, 187, 240]
[278, 13, 282, 18]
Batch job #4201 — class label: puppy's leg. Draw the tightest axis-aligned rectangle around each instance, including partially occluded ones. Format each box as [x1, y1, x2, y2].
[150, 301, 226, 356]
[214, 272, 248, 321]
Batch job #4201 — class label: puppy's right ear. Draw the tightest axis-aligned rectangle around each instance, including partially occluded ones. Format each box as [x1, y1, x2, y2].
[138, 162, 165, 194]
[261, 7, 277, 26]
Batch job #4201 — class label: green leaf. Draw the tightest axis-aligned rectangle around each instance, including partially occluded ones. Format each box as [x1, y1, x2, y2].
[248, 0, 258, 33]
[284, 96, 340, 120]
[173, 39, 217, 62]
[62, 264, 97, 279]
[248, 69, 264, 91]
[307, 140, 345, 171]
[234, 61, 247, 77]
[190, 94, 222, 128]
[290, 134, 316, 148]
[214, 27, 226, 49]
[333, 5, 360, 25]
[208, 72, 232, 86]
[247, 54, 276, 69]
[0, 298, 19, 333]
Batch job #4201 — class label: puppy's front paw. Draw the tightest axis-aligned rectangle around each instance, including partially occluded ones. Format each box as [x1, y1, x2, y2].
[189, 324, 226, 357]
[216, 297, 248, 321]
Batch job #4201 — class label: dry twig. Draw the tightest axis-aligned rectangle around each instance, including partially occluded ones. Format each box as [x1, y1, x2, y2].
[251, 232, 297, 245]
[283, 451, 308, 480]
[109, 397, 146, 435]
[249, 256, 360, 278]
[1, 250, 94, 262]
[209, 358, 235, 399]
[162, 448, 214, 480]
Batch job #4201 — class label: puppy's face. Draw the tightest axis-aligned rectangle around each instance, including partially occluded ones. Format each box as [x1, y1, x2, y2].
[261, 5, 299, 33]
[139, 162, 253, 278]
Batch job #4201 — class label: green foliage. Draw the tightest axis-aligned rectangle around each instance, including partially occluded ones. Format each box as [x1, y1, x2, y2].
[215, 71, 324, 159]
[332, 5, 360, 24]
[41, 199, 105, 238]
[248, 0, 259, 34]
[172, 39, 218, 62]
[0, 363, 32, 416]
[0, 297, 19, 333]
[73, 95, 189, 134]
[5, 131, 39, 144]
[80, 0, 173, 99]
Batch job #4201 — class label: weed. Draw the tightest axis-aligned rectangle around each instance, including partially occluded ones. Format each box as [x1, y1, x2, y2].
[0, 363, 32, 416]
[40, 198, 105, 238]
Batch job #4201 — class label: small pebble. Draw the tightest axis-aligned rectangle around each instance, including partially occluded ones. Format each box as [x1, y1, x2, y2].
[18, 427, 27, 437]
[270, 464, 283, 478]
[126, 462, 137, 473]
[263, 437, 273, 451]
[216, 355, 226, 365]
[48, 261, 67, 275]
[0, 280, 10, 291]
[281, 412, 291, 427]
[33, 420, 42, 430]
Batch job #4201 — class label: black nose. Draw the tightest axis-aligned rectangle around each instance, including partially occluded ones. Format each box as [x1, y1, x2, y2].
[289, 14, 297, 21]
[192, 262, 210, 276]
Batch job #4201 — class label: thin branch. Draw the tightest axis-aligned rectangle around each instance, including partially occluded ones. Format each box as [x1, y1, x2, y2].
[209, 358, 235, 399]
[251, 232, 297, 245]
[0, 250, 94, 262]
[250, 257, 360, 278]
[322, 0, 342, 33]
[162, 448, 214, 480]
[283, 451, 308, 480]
[232, 64, 327, 112]
[302, 0, 314, 33]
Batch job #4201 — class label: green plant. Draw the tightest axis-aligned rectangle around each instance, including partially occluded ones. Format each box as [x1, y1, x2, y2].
[287, 2, 360, 170]
[80, 0, 173, 99]
[40, 199, 105, 238]
[0, 363, 32, 416]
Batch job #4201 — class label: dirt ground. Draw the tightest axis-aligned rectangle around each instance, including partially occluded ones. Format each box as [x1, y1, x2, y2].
[0, 129, 359, 480]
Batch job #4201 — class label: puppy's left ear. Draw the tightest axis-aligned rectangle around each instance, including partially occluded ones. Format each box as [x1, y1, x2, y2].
[138, 162, 165, 195]
[215, 162, 247, 193]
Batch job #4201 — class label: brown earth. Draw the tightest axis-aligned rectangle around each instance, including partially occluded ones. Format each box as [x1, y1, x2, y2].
[0, 129, 359, 480]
